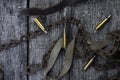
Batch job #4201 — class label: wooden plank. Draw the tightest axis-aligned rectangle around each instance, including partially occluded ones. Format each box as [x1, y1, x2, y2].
[0, 0, 27, 80]
[70, 0, 120, 80]
[28, 0, 120, 80]
[28, 0, 71, 80]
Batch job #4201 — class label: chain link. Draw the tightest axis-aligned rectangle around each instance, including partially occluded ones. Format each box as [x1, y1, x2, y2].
[0, 17, 120, 79]
[0, 17, 80, 52]
[105, 76, 120, 80]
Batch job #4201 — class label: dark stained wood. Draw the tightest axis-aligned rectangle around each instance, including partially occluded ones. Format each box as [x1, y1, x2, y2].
[70, 0, 120, 80]
[28, 0, 120, 80]
[0, 0, 120, 80]
[0, 0, 27, 80]
[28, 0, 69, 80]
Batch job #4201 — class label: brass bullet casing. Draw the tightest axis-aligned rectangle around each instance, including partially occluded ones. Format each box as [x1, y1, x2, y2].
[34, 18, 47, 34]
[83, 55, 96, 71]
[63, 28, 67, 48]
[94, 15, 111, 33]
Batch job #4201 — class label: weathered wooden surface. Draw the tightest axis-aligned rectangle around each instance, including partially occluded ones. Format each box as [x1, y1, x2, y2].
[0, 0, 120, 80]
[0, 0, 27, 80]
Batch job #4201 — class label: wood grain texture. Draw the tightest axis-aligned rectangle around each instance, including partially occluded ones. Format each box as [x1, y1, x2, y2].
[70, 0, 120, 80]
[0, 0, 120, 80]
[28, 0, 120, 80]
[28, 0, 68, 80]
[0, 0, 27, 80]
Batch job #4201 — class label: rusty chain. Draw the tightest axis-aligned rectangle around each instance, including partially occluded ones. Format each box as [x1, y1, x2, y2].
[94, 30, 120, 71]
[0, 17, 80, 52]
[0, 17, 118, 70]
[105, 76, 120, 80]
[0, 17, 120, 79]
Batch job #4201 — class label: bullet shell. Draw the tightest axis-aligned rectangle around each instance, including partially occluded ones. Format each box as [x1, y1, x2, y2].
[34, 18, 47, 34]
[94, 15, 111, 33]
[63, 28, 67, 48]
[84, 55, 96, 70]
